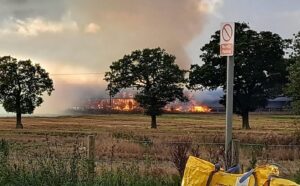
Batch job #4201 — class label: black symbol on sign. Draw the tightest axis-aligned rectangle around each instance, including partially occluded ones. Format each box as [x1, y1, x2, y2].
[222, 24, 233, 42]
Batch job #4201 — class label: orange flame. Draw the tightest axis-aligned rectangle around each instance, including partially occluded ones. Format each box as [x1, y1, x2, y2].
[84, 96, 212, 113]
[112, 98, 136, 111]
[191, 105, 212, 113]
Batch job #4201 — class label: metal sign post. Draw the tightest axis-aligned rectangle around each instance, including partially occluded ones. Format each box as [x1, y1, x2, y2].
[220, 22, 235, 168]
[225, 55, 234, 165]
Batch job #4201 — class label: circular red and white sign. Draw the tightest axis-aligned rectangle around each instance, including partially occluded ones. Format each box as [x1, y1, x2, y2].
[222, 24, 233, 42]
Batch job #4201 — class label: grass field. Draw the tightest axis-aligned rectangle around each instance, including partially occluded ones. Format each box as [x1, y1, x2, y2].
[1, 113, 300, 184]
[0, 113, 299, 145]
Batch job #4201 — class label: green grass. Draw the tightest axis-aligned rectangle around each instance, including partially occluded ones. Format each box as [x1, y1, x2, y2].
[0, 139, 180, 186]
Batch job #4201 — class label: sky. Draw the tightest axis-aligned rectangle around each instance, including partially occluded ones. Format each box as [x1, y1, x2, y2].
[0, 0, 300, 115]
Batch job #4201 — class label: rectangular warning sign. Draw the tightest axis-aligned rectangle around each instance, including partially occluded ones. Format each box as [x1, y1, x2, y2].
[220, 22, 235, 56]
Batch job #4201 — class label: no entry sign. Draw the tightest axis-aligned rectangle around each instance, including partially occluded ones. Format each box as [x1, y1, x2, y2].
[220, 22, 235, 56]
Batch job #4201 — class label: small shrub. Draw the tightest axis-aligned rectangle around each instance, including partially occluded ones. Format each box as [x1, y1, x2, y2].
[190, 144, 201, 158]
[248, 148, 258, 170]
[169, 137, 192, 177]
[206, 145, 225, 165]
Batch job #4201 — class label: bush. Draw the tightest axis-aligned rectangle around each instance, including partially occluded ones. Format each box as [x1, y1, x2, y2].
[169, 137, 192, 178]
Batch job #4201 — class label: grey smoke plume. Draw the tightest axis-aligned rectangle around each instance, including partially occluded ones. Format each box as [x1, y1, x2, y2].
[0, 0, 218, 114]
[45, 0, 209, 113]
[67, 0, 207, 69]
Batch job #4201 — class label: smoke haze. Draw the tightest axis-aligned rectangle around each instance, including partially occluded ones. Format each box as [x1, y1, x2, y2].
[0, 0, 221, 114]
[67, 0, 207, 68]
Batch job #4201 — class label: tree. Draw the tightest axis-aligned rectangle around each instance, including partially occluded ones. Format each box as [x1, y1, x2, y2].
[0, 56, 54, 128]
[189, 23, 288, 129]
[104, 48, 187, 128]
[286, 32, 300, 114]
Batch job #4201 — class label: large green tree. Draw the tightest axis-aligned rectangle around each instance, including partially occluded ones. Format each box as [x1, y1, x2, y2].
[0, 56, 54, 128]
[189, 23, 288, 129]
[104, 48, 187, 128]
[286, 32, 300, 114]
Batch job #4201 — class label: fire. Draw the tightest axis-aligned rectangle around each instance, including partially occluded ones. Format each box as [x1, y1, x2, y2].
[191, 105, 212, 113]
[164, 103, 212, 113]
[111, 98, 137, 111]
[81, 92, 212, 113]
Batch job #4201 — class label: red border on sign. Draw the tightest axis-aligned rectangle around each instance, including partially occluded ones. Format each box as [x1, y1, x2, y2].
[222, 24, 233, 42]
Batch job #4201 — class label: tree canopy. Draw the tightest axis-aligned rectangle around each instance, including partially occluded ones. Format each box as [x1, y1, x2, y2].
[189, 23, 288, 129]
[0, 56, 54, 128]
[286, 32, 300, 114]
[104, 48, 187, 128]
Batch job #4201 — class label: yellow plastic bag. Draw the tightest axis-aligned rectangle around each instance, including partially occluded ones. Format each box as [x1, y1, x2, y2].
[208, 171, 256, 186]
[181, 157, 215, 186]
[181, 156, 299, 186]
[181, 156, 256, 186]
[263, 177, 300, 186]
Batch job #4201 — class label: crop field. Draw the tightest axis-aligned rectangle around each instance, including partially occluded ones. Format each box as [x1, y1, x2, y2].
[0, 113, 300, 185]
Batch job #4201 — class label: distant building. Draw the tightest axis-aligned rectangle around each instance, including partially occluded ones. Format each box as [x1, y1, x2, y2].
[263, 97, 292, 112]
[203, 97, 292, 113]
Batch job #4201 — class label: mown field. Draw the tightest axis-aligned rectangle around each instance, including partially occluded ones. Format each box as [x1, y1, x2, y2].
[1, 113, 299, 147]
[0, 113, 300, 185]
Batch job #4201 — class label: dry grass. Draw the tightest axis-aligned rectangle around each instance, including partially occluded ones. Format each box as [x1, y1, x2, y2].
[0, 113, 300, 176]
[0, 113, 299, 146]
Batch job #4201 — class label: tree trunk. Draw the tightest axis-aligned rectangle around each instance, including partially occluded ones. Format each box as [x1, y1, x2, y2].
[16, 96, 23, 129]
[151, 115, 157, 129]
[242, 112, 250, 129]
[16, 111, 23, 129]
